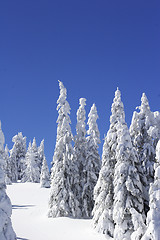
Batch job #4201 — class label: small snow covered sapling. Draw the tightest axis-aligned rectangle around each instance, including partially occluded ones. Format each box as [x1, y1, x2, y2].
[10, 132, 26, 182]
[32, 138, 41, 182]
[40, 156, 50, 188]
[22, 141, 40, 183]
[38, 139, 45, 176]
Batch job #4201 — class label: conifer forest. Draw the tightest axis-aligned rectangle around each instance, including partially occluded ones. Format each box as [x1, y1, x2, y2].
[1, 81, 160, 240]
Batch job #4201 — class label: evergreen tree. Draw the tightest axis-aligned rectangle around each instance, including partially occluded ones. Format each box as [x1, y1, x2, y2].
[73, 98, 88, 217]
[92, 88, 125, 238]
[4, 145, 12, 185]
[10, 132, 26, 181]
[22, 141, 40, 183]
[38, 139, 45, 174]
[0, 122, 5, 173]
[48, 80, 76, 218]
[9, 149, 18, 183]
[130, 93, 158, 214]
[40, 156, 50, 188]
[32, 138, 41, 182]
[0, 121, 16, 240]
[153, 111, 160, 140]
[82, 103, 101, 218]
[142, 140, 160, 240]
[113, 120, 145, 240]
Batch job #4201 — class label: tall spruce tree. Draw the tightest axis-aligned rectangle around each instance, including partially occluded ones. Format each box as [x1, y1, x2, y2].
[92, 88, 125, 238]
[73, 98, 88, 217]
[82, 103, 101, 218]
[0, 122, 16, 240]
[48, 81, 75, 218]
[113, 120, 145, 240]
[130, 93, 159, 215]
[142, 140, 160, 240]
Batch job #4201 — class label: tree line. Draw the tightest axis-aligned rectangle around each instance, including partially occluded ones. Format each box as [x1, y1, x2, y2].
[3, 133, 50, 188]
[48, 81, 160, 240]
[0, 80, 160, 239]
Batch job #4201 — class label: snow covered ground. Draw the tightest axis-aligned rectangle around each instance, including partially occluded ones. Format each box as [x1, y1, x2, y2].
[7, 183, 106, 240]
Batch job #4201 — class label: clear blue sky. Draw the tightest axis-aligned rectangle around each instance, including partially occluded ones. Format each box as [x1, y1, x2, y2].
[0, 0, 160, 167]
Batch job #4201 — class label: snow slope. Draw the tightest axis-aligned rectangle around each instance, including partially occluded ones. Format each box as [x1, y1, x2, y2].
[7, 183, 106, 240]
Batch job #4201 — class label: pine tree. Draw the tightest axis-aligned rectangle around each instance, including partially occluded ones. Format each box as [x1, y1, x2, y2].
[0, 122, 16, 240]
[40, 156, 50, 188]
[32, 138, 41, 182]
[142, 140, 160, 240]
[48, 80, 76, 218]
[73, 98, 88, 217]
[92, 88, 125, 238]
[0, 122, 5, 174]
[38, 139, 45, 174]
[9, 149, 18, 183]
[22, 141, 40, 183]
[130, 93, 158, 215]
[113, 120, 145, 240]
[4, 145, 12, 185]
[153, 111, 160, 140]
[82, 103, 101, 218]
[10, 132, 26, 181]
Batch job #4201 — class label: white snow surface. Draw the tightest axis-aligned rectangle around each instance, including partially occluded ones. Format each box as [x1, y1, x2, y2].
[7, 182, 106, 240]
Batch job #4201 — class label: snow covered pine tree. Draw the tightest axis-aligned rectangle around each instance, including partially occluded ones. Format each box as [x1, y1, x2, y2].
[0, 121, 16, 240]
[93, 89, 145, 239]
[4, 145, 12, 185]
[10, 132, 26, 182]
[130, 93, 159, 215]
[38, 139, 45, 175]
[40, 156, 50, 188]
[142, 140, 160, 240]
[73, 98, 90, 218]
[113, 119, 145, 240]
[82, 103, 101, 218]
[92, 88, 125, 238]
[22, 141, 40, 183]
[32, 138, 41, 182]
[48, 80, 76, 218]
[39, 140, 50, 188]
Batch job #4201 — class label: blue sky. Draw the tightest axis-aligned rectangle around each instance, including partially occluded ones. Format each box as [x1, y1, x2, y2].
[0, 0, 160, 166]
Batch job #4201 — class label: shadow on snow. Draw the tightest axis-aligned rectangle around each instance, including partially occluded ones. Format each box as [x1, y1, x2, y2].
[12, 205, 35, 210]
[17, 237, 29, 240]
